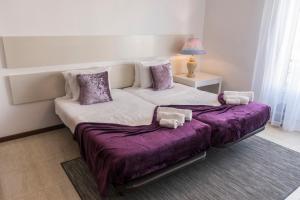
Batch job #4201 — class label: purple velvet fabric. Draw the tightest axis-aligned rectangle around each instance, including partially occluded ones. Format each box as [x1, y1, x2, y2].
[218, 93, 226, 105]
[166, 103, 270, 146]
[150, 63, 174, 90]
[77, 71, 112, 105]
[74, 103, 270, 197]
[74, 109, 211, 197]
[197, 103, 270, 146]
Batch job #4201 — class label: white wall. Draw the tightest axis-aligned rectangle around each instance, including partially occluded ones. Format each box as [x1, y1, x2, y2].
[0, 0, 206, 137]
[202, 0, 265, 91]
[0, 0, 205, 36]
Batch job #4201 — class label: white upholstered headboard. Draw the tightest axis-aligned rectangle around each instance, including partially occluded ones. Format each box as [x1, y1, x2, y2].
[2, 35, 189, 104]
[8, 63, 135, 104]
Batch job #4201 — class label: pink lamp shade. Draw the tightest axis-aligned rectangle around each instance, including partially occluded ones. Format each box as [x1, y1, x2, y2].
[180, 38, 206, 55]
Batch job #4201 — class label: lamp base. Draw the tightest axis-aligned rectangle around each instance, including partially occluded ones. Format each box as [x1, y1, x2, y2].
[186, 57, 197, 78]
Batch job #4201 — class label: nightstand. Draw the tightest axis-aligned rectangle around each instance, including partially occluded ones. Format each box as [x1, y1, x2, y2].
[173, 72, 222, 94]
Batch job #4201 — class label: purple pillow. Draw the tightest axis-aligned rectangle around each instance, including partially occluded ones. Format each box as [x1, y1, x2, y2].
[77, 71, 112, 105]
[150, 63, 174, 90]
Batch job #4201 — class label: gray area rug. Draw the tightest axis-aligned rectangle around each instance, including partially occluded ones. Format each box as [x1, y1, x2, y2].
[61, 136, 300, 200]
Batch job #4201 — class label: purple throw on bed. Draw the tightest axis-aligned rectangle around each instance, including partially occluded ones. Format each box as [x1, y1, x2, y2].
[165, 103, 270, 146]
[74, 103, 270, 197]
[74, 109, 211, 197]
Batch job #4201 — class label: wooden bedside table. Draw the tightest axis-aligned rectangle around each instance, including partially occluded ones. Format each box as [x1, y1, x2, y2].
[173, 72, 222, 94]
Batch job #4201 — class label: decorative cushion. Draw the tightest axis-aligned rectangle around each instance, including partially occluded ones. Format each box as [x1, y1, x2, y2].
[134, 58, 168, 88]
[150, 63, 174, 90]
[77, 72, 113, 105]
[66, 67, 109, 101]
[139, 59, 170, 88]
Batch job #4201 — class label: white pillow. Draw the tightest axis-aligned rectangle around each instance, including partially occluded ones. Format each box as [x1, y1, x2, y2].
[133, 57, 170, 87]
[62, 71, 72, 98]
[139, 60, 170, 88]
[133, 62, 141, 87]
[65, 67, 110, 101]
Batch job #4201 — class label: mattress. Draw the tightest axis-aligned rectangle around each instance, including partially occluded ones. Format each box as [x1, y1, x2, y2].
[55, 89, 156, 133]
[123, 83, 220, 106]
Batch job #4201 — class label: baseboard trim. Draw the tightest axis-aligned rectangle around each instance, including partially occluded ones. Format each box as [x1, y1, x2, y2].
[0, 124, 66, 143]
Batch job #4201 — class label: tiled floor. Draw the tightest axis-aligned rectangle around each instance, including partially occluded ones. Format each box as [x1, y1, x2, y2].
[0, 125, 299, 200]
[257, 125, 300, 153]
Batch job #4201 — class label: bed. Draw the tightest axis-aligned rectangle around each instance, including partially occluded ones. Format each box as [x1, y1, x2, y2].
[54, 62, 270, 198]
[55, 89, 211, 196]
[124, 84, 270, 147]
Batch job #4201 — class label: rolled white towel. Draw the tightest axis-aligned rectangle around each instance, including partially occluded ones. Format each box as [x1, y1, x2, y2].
[223, 94, 238, 100]
[224, 91, 237, 95]
[157, 112, 185, 126]
[224, 95, 250, 105]
[224, 91, 254, 102]
[239, 96, 250, 104]
[158, 107, 192, 121]
[239, 91, 254, 101]
[226, 98, 241, 105]
[159, 119, 180, 129]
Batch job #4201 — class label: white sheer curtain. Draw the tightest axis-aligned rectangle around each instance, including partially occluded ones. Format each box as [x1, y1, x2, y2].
[252, 0, 300, 131]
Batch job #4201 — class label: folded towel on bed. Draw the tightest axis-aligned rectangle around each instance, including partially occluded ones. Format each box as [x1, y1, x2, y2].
[224, 95, 250, 105]
[158, 107, 192, 121]
[159, 119, 181, 129]
[225, 98, 241, 105]
[157, 112, 185, 126]
[224, 91, 254, 101]
[238, 96, 250, 104]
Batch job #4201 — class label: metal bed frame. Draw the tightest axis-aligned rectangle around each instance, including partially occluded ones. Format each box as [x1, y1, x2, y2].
[115, 151, 207, 195]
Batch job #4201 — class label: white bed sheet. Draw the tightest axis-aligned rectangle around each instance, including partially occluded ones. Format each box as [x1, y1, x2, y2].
[123, 83, 220, 106]
[55, 89, 156, 133]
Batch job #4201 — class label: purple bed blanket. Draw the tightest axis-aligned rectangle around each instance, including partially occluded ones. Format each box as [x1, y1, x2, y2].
[74, 103, 270, 197]
[74, 112, 211, 197]
[166, 103, 270, 146]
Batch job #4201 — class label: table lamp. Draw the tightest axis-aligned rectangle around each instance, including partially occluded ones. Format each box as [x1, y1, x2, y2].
[180, 38, 206, 78]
